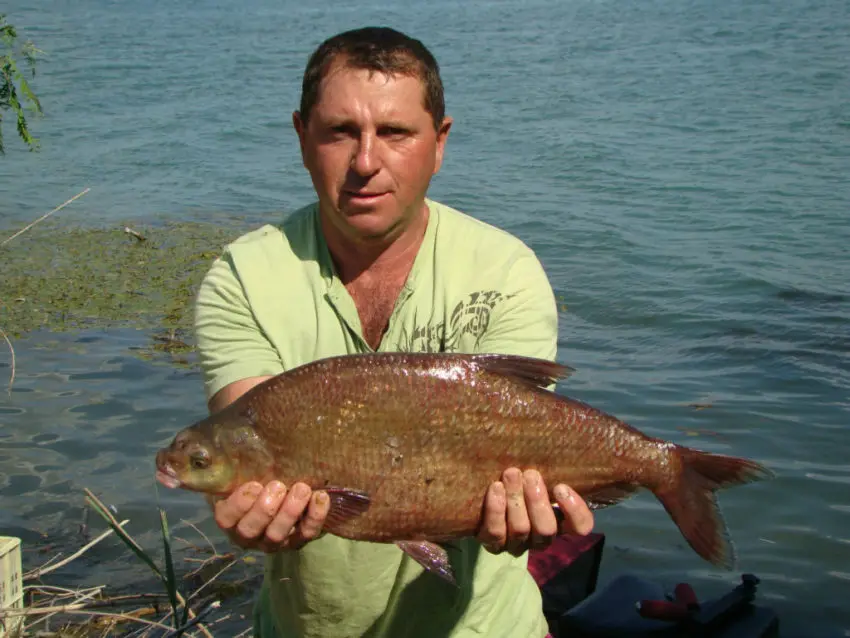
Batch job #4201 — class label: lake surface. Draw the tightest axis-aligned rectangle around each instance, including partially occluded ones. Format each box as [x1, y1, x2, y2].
[1, 0, 848, 635]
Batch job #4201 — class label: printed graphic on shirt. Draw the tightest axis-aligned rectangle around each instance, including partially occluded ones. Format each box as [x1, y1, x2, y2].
[398, 290, 514, 353]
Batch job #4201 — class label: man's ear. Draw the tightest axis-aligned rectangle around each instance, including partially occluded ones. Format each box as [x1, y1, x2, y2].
[293, 110, 307, 158]
[433, 116, 453, 175]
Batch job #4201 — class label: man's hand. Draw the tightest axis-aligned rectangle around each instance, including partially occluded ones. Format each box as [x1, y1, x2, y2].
[211, 480, 330, 553]
[206, 378, 331, 553]
[477, 468, 594, 556]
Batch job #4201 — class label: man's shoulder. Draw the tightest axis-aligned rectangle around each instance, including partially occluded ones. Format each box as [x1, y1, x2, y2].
[209, 203, 323, 297]
[224, 203, 317, 253]
[429, 199, 539, 263]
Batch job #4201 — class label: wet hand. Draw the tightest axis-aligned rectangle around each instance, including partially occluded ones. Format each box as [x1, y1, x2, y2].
[211, 480, 330, 553]
[477, 468, 594, 556]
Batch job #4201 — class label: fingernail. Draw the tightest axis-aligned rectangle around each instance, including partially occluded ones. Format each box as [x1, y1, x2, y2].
[242, 483, 263, 499]
[504, 469, 523, 494]
[293, 483, 310, 499]
[523, 470, 540, 490]
[268, 481, 286, 497]
[554, 484, 570, 502]
[314, 491, 328, 507]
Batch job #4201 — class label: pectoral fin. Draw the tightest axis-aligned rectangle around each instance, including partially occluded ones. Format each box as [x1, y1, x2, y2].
[396, 540, 457, 585]
[323, 487, 371, 529]
[582, 484, 640, 510]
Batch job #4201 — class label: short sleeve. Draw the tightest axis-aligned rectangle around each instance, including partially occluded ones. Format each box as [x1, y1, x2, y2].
[193, 253, 284, 401]
[474, 249, 559, 365]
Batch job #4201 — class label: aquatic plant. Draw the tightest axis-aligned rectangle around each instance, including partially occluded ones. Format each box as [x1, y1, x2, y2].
[0, 214, 252, 345]
[0, 13, 43, 154]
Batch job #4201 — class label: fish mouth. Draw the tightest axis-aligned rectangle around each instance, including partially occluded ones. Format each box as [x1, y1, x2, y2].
[155, 453, 182, 489]
[156, 468, 182, 489]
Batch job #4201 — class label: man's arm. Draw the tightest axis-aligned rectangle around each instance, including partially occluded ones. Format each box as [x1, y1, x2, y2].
[472, 248, 594, 555]
[195, 255, 329, 552]
[208, 376, 271, 413]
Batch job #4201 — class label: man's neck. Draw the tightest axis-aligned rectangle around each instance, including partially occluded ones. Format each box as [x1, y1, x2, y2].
[321, 203, 430, 286]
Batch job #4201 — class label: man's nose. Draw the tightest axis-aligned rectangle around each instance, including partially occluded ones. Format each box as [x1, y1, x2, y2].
[351, 133, 379, 176]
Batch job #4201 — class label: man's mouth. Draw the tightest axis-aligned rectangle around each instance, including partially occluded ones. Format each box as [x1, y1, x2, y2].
[343, 190, 389, 203]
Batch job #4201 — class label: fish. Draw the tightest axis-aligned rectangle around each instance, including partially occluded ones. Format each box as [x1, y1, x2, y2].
[155, 352, 774, 583]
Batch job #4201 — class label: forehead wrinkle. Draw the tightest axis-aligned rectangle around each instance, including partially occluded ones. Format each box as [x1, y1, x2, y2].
[315, 66, 425, 126]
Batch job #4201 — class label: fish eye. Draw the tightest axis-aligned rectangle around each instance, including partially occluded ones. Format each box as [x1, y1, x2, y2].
[189, 449, 210, 470]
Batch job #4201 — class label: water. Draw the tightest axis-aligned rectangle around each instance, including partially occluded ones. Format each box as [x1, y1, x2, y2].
[1, 0, 848, 635]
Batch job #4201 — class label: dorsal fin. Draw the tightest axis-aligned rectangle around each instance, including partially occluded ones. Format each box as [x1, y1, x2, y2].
[470, 354, 574, 389]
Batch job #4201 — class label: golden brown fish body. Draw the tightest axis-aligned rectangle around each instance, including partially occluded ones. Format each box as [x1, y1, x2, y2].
[156, 352, 772, 579]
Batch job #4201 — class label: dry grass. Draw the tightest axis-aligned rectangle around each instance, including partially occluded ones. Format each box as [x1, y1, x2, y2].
[1, 490, 260, 637]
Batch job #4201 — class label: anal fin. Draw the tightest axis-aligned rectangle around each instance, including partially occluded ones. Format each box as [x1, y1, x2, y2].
[396, 540, 457, 585]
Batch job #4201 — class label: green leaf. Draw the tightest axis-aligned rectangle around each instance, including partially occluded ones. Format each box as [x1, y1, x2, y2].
[18, 76, 42, 113]
[0, 14, 41, 153]
[0, 18, 15, 45]
[159, 508, 183, 628]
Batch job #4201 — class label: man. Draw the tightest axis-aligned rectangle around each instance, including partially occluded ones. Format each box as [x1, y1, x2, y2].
[194, 26, 594, 638]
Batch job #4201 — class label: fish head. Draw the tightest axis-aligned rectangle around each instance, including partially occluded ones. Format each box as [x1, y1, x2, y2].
[155, 414, 273, 496]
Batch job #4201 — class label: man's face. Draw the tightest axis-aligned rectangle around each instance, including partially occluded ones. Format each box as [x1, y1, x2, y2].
[293, 61, 452, 245]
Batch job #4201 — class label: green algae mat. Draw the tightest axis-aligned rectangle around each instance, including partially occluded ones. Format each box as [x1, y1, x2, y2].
[0, 217, 257, 350]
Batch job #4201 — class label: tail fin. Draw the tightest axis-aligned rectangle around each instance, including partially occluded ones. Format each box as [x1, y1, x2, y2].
[654, 448, 774, 569]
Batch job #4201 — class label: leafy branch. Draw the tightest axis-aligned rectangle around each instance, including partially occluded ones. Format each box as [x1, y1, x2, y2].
[1, 13, 44, 154]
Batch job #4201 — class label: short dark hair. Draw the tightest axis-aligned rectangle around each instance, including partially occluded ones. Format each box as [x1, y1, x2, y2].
[299, 27, 445, 130]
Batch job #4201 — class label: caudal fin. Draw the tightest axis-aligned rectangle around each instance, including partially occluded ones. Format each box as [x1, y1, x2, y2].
[654, 448, 774, 569]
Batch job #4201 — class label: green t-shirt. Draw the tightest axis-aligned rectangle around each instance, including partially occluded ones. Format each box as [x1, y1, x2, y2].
[194, 199, 559, 638]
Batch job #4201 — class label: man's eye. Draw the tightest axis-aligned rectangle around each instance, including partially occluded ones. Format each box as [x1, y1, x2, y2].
[380, 126, 408, 137]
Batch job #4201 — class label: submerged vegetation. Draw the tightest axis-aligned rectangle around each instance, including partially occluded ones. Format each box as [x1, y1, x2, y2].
[0, 215, 254, 355]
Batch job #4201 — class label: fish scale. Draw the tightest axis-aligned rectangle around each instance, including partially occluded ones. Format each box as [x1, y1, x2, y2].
[156, 351, 774, 583]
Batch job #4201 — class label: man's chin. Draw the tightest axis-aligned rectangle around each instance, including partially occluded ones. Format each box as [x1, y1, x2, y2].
[323, 198, 425, 245]
[337, 209, 404, 242]
[348, 222, 403, 244]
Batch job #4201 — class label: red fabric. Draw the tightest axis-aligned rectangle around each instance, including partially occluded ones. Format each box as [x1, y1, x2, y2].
[527, 532, 605, 587]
